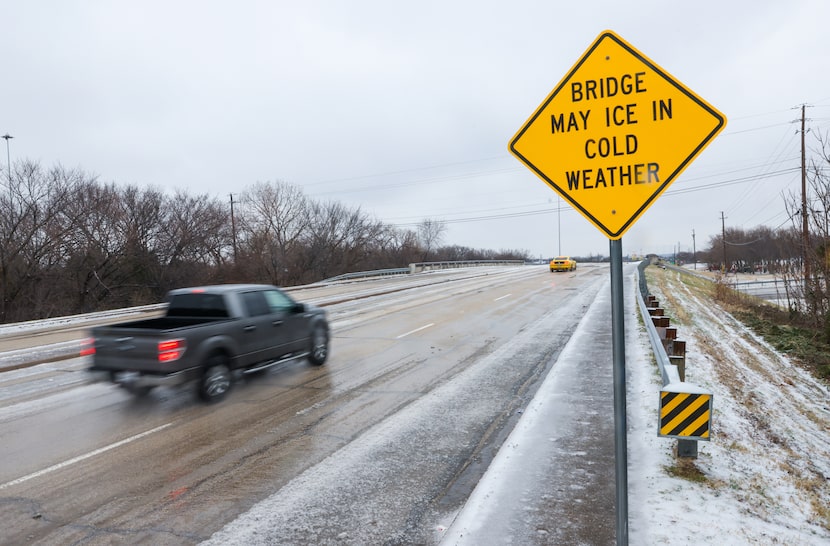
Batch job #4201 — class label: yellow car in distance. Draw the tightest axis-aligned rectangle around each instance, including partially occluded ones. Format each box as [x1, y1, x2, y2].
[549, 256, 577, 272]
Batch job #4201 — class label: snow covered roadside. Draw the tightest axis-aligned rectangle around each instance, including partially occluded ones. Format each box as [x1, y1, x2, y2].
[441, 264, 830, 545]
[629, 267, 830, 544]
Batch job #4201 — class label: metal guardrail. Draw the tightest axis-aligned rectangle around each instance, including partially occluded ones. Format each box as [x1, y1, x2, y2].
[321, 260, 525, 283]
[409, 260, 524, 273]
[730, 278, 800, 308]
[636, 260, 713, 456]
[636, 261, 681, 387]
[323, 260, 526, 281]
[0, 303, 166, 337]
[323, 268, 410, 282]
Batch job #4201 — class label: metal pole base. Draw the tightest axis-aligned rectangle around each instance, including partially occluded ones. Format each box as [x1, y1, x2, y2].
[677, 439, 698, 458]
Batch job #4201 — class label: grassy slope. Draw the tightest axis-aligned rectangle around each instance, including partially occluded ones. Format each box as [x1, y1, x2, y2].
[645, 266, 830, 382]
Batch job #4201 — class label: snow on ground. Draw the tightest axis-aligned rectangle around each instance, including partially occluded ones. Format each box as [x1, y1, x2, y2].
[628, 268, 830, 544]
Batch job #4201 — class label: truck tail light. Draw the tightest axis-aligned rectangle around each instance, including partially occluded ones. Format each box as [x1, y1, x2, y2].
[158, 339, 186, 363]
[80, 338, 96, 356]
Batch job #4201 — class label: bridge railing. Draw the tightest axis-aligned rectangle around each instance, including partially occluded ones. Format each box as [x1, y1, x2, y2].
[409, 260, 524, 273]
[322, 260, 525, 282]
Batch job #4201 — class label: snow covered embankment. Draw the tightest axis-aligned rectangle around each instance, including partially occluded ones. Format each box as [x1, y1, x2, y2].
[628, 267, 830, 545]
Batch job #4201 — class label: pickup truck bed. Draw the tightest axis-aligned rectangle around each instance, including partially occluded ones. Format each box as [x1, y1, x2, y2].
[101, 316, 231, 330]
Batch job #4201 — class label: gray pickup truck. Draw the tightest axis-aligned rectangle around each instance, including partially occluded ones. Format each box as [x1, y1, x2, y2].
[86, 284, 329, 402]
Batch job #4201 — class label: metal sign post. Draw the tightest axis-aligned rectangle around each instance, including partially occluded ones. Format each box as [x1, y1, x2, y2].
[609, 238, 628, 544]
[508, 30, 726, 545]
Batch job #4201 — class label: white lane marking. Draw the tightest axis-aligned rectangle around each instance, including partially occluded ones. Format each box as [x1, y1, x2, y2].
[0, 422, 174, 490]
[494, 294, 512, 301]
[396, 323, 435, 339]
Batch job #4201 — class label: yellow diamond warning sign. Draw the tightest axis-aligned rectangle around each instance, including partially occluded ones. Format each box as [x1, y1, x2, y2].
[509, 30, 726, 239]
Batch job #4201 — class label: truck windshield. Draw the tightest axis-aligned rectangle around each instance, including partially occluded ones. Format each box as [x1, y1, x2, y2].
[263, 289, 296, 312]
[167, 294, 229, 317]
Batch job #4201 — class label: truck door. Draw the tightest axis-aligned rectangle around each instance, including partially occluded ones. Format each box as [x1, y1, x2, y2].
[238, 290, 280, 365]
[262, 289, 308, 355]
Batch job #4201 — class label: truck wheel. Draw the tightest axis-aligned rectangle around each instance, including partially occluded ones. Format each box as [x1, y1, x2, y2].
[198, 356, 232, 402]
[308, 325, 329, 366]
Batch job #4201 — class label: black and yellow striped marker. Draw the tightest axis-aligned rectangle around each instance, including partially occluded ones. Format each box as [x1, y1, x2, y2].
[659, 390, 712, 440]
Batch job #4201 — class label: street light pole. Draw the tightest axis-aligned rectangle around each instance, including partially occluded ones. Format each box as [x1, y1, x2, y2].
[1, 134, 12, 185]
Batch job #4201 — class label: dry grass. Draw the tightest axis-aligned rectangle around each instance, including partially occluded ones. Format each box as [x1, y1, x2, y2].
[664, 459, 708, 483]
[647, 266, 830, 382]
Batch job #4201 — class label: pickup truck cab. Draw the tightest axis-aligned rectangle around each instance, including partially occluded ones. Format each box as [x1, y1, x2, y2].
[85, 284, 329, 403]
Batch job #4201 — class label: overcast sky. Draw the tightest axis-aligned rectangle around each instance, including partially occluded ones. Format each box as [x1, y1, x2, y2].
[3, 1, 829, 259]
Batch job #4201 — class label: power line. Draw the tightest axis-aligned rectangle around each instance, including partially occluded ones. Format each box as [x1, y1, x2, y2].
[664, 168, 800, 196]
[384, 167, 802, 228]
[295, 103, 829, 234]
[725, 124, 799, 217]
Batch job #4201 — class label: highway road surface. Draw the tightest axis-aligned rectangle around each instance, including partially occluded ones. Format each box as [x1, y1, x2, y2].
[0, 264, 616, 544]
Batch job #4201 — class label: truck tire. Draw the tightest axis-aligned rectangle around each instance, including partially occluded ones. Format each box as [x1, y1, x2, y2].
[308, 325, 329, 366]
[198, 355, 232, 402]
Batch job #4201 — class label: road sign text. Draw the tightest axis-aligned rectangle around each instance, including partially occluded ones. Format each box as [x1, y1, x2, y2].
[566, 162, 660, 190]
[570, 72, 647, 102]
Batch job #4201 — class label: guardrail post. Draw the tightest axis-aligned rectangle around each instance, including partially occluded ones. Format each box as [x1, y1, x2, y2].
[663, 327, 676, 352]
[669, 340, 686, 381]
[652, 316, 669, 340]
[671, 339, 686, 358]
[669, 355, 686, 381]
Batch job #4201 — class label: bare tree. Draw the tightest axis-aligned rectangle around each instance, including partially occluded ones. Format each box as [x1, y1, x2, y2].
[238, 181, 310, 285]
[0, 161, 83, 320]
[0, 161, 532, 323]
[299, 200, 385, 282]
[376, 225, 421, 267]
[62, 179, 124, 312]
[111, 185, 166, 305]
[156, 190, 231, 289]
[417, 218, 447, 261]
[802, 130, 830, 328]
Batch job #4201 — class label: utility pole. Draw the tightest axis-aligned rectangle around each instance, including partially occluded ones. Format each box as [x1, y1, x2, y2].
[800, 104, 810, 298]
[692, 229, 697, 269]
[721, 212, 727, 272]
[229, 193, 238, 262]
[2, 134, 12, 186]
